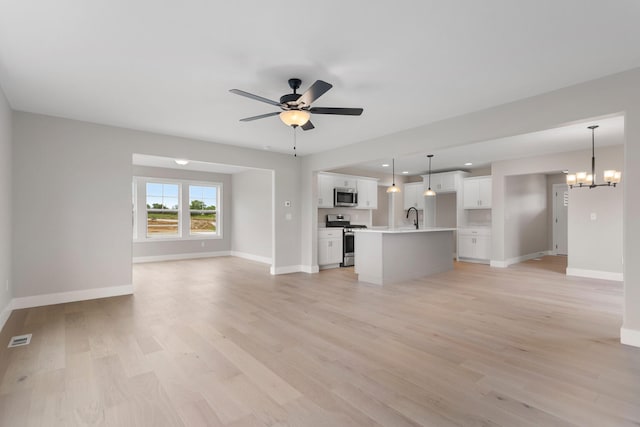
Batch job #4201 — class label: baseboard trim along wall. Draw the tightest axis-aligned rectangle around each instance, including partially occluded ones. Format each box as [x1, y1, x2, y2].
[270, 265, 311, 275]
[229, 251, 272, 265]
[133, 251, 231, 263]
[566, 268, 623, 282]
[0, 301, 12, 333]
[11, 284, 134, 310]
[490, 251, 551, 268]
[621, 327, 640, 348]
[302, 265, 320, 274]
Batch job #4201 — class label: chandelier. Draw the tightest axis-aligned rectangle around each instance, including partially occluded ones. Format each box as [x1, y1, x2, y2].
[566, 125, 621, 189]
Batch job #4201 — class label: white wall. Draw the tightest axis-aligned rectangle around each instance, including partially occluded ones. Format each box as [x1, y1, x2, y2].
[0, 86, 12, 325]
[492, 145, 623, 273]
[132, 165, 232, 260]
[567, 149, 623, 276]
[504, 174, 548, 260]
[12, 112, 301, 301]
[300, 68, 640, 346]
[231, 169, 273, 262]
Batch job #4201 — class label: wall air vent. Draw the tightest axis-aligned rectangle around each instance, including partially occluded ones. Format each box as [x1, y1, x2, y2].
[8, 334, 32, 348]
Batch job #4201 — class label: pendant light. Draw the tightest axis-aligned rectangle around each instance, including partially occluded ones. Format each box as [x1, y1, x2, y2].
[423, 154, 436, 196]
[566, 125, 621, 189]
[386, 158, 401, 193]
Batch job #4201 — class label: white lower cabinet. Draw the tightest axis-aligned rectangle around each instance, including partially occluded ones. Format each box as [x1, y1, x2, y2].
[458, 229, 491, 263]
[318, 229, 343, 267]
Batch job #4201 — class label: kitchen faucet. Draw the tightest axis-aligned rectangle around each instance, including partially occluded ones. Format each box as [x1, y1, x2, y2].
[406, 207, 419, 229]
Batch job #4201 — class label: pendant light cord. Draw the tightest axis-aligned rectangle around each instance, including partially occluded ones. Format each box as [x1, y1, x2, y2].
[392, 158, 395, 185]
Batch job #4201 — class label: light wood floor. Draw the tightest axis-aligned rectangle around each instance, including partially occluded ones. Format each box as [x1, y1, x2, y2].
[1, 256, 639, 426]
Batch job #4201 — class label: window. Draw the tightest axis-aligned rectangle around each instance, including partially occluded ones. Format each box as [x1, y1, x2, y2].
[189, 185, 217, 235]
[133, 177, 222, 241]
[146, 182, 180, 237]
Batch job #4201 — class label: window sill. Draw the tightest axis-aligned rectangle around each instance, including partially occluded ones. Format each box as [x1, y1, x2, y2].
[133, 235, 223, 243]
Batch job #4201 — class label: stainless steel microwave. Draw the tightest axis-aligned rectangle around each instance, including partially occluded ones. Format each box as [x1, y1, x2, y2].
[334, 187, 358, 207]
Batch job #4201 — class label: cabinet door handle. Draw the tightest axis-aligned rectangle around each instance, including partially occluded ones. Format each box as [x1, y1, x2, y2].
[319, 198, 322, 204]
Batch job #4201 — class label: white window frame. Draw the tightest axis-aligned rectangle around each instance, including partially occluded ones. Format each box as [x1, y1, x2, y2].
[145, 180, 182, 239]
[133, 177, 223, 242]
[188, 183, 220, 236]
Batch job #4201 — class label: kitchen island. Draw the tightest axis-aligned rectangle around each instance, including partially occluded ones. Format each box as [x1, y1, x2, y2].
[353, 227, 455, 285]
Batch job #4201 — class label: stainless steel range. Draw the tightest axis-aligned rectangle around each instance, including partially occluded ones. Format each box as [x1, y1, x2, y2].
[326, 214, 367, 267]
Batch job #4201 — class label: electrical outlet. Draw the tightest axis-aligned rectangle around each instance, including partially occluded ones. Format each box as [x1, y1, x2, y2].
[590, 212, 597, 221]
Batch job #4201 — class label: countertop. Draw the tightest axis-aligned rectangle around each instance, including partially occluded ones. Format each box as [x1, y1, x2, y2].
[353, 227, 456, 234]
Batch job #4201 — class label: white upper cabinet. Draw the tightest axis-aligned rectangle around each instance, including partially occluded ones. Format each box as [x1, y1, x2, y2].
[356, 178, 378, 209]
[463, 176, 492, 209]
[317, 172, 378, 209]
[403, 182, 425, 210]
[317, 173, 335, 208]
[422, 171, 468, 194]
[334, 176, 357, 189]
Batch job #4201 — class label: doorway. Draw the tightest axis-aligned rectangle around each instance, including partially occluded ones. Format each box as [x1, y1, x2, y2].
[552, 183, 569, 255]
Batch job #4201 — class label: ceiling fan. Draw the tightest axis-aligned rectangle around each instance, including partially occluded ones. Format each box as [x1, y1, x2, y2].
[229, 78, 363, 131]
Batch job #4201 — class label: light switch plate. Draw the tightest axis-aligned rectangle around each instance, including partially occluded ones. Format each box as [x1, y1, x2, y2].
[590, 212, 597, 221]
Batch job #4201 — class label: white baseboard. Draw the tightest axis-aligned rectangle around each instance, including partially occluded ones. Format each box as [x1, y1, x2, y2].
[319, 264, 341, 271]
[0, 300, 12, 333]
[301, 265, 320, 274]
[133, 251, 231, 263]
[270, 265, 305, 275]
[11, 284, 134, 310]
[621, 327, 640, 348]
[490, 251, 551, 268]
[230, 251, 272, 265]
[566, 268, 623, 282]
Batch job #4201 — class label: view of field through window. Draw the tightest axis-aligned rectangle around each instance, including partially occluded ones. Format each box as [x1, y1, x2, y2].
[145, 182, 217, 236]
[189, 185, 217, 234]
[146, 183, 179, 235]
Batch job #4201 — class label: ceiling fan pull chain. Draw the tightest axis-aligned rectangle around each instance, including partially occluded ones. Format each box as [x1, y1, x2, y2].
[293, 126, 297, 157]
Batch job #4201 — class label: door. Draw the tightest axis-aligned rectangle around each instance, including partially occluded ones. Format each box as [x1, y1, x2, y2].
[553, 183, 569, 255]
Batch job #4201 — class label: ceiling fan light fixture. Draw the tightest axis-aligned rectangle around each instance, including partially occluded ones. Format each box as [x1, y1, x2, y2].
[279, 110, 310, 127]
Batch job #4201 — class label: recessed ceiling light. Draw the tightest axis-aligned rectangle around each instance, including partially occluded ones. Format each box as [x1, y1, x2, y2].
[381, 163, 389, 167]
[464, 162, 473, 166]
[562, 169, 569, 174]
[402, 171, 409, 174]
[175, 159, 189, 166]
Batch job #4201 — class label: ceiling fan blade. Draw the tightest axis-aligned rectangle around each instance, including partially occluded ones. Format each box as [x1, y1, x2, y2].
[229, 89, 281, 107]
[239, 111, 280, 122]
[296, 80, 333, 107]
[301, 121, 315, 131]
[309, 107, 363, 116]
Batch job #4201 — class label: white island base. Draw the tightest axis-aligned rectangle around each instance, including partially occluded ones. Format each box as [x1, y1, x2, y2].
[354, 228, 455, 285]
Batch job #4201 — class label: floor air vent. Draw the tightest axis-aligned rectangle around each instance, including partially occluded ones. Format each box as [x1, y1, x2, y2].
[8, 334, 32, 348]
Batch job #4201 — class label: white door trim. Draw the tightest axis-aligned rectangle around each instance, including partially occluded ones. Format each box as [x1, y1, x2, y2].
[552, 183, 569, 256]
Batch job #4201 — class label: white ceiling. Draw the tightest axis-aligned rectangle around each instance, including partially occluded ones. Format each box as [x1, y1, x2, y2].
[353, 115, 625, 176]
[1, 2, 639, 156]
[132, 154, 255, 174]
